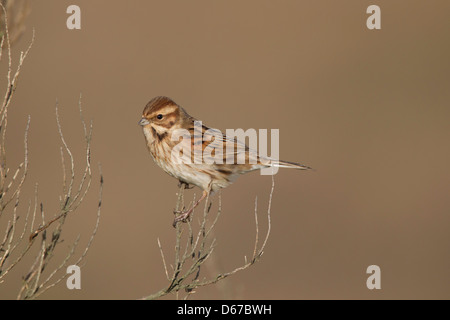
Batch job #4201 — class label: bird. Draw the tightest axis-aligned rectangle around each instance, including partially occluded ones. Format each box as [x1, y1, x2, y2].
[138, 96, 310, 226]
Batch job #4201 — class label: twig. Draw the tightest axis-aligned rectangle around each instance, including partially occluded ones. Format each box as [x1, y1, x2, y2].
[157, 237, 170, 281]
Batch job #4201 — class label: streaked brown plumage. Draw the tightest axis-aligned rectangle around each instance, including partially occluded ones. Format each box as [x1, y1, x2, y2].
[139, 96, 310, 226]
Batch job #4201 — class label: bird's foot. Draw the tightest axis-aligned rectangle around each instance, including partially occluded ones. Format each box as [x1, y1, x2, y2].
[172, 207, 194, 227]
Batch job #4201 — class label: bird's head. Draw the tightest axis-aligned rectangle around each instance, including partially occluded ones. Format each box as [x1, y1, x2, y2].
[139, 96, 191, 143]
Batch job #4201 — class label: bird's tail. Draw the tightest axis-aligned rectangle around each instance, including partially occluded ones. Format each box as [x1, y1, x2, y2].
[270, 159, 312, 170]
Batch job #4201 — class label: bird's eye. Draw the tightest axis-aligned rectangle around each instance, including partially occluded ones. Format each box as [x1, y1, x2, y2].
[157, 114, 163, 120]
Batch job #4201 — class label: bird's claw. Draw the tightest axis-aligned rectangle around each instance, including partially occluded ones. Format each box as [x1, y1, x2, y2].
[172, 209, 193, 227]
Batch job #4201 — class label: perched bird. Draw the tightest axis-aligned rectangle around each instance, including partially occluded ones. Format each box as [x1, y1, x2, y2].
[139, 96, 310, 226]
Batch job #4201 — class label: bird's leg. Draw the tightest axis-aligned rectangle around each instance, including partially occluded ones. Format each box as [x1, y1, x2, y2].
[173, 190, 208, 227]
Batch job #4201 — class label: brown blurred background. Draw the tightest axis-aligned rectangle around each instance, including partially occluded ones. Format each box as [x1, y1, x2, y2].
[1, 0, 449, 299]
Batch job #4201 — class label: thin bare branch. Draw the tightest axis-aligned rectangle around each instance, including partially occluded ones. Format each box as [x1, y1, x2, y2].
[157, 237, 170, 281]
[73, 163, 102, 266]
[55, 102, 75, 202]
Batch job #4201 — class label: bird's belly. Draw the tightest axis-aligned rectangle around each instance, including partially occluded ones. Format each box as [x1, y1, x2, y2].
[148, 141, 237, 192]
[150, 148, 212, 190]
[173, 164, 213, 190]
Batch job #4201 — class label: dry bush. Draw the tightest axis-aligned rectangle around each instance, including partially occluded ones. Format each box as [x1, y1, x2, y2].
[0, 4, 102, 300]
[143, 176, 274, 300]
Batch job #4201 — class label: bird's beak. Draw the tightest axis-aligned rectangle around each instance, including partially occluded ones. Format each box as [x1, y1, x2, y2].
[138, 118, 150, 126]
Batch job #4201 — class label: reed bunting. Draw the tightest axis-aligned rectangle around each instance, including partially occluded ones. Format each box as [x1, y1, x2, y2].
[139, 96, 310, 226]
